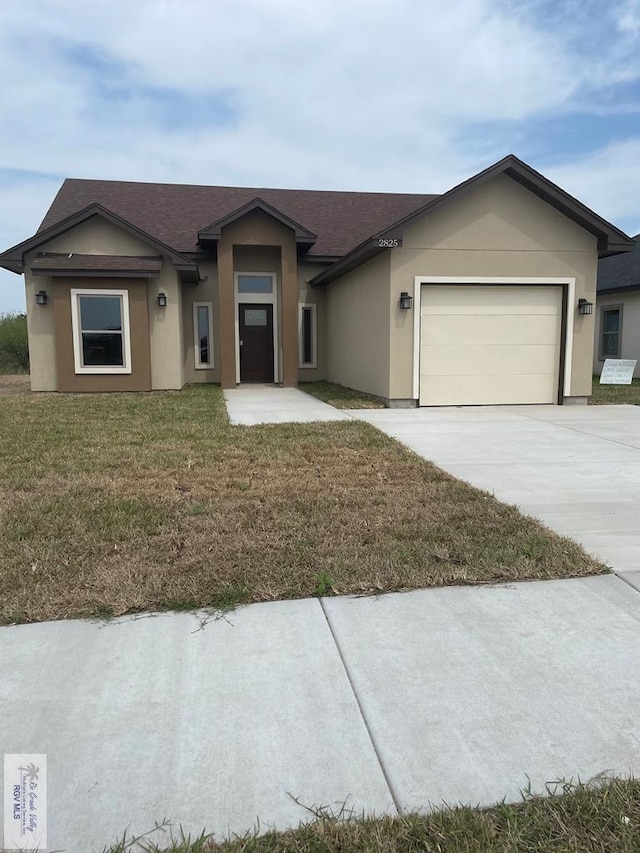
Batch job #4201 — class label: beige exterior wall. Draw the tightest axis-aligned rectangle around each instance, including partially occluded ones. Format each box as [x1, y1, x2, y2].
[298, 261, 327, 382]
[24, 270, 57, 391]
[24, 215, 184, 391]
[325, 252, 391, 399]
[594, 291, 640, 378]
[390, 174, 599, 400]
[148, 262, 184, 390]
[182, 261, 220, 385]
[40, 216, 153, 256]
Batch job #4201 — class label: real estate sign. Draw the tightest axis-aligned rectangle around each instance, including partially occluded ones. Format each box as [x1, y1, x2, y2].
[600, 359, 637, 385]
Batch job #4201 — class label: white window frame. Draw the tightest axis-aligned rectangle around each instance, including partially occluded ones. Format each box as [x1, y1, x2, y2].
[298, 303, 317, 368]
[412, 276, 576, 400]
[234, 271, 279, 383]
[193, 302, 214, 369]
[70, 288, 132, 375]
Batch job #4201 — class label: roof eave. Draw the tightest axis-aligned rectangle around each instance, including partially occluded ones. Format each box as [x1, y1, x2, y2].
[197, 197, 318, 246]
[309, 239, 385, 287]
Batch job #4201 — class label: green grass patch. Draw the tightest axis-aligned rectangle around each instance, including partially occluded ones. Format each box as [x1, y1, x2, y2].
[300, 381, 385, 409]
[103, 778, 640, 852]
[591, 376, 640, 405]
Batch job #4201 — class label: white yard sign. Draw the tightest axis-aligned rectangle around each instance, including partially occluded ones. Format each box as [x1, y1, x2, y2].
[3, 754, 47, 850]
[600, 359, 637, 385]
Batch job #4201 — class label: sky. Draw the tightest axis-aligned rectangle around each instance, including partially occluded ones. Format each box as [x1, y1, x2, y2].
[1, 0, 639, 313]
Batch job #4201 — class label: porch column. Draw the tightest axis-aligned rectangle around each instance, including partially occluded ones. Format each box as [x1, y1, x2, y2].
[218, 234, 236, 389]
[281, 240, 298, 387]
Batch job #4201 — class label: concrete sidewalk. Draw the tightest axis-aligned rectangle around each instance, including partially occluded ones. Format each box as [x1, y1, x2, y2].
[224, 386, 350, 425]
[2, 575, 640, 851]
[353, 404, 640, 585]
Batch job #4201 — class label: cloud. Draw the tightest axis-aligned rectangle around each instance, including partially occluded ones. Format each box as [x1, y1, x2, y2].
[0, 0, 639, 311]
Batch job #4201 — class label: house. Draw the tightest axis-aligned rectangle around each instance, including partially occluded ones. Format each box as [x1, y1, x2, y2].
[0, 155, 634, 406]
[594, 234, 640, 378]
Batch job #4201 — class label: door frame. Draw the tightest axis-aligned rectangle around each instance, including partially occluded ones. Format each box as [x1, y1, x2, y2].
[412, 276, 576, 403]
[234, 271, 279, 384]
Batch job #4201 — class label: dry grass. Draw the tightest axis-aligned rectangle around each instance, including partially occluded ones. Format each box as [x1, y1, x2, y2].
[0, 373, 30, 394]
[0, 385, 604, 625]
[591, 376, 640, 405]
[105, 778, 640, 852]
[300, 381, 386, 409]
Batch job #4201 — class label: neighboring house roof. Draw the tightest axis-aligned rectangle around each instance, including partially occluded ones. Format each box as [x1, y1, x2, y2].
[37, 180, 438, 258]
[31, 253, 163, 276]
[598, 234, 640, 294]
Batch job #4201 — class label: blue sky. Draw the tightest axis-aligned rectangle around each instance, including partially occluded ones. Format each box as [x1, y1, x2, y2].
[1, 0, 639, 313]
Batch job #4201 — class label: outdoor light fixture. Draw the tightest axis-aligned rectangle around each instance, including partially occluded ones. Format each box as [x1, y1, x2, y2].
[157, 292, 167, 308]
[577, 298, 593, 315]
[399, 291, 413, 310]
[35, 290, 47, 306]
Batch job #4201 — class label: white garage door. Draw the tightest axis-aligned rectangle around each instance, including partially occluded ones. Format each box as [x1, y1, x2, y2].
[420, 285, 563, 406]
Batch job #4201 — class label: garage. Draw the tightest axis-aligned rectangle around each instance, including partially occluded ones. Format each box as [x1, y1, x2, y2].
[419, 284, 563, 406]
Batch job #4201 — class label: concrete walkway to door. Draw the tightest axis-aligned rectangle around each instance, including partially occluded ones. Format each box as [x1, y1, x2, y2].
[224, 386, 350, 425]
[352, 404, 640, 587]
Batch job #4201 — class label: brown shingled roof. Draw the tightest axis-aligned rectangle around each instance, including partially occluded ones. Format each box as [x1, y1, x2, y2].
[38, 179, 439, 258]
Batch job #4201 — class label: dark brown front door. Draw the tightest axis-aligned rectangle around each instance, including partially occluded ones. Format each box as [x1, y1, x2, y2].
[239, 303, 274, 382]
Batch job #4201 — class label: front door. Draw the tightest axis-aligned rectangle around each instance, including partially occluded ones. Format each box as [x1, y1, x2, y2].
[239, 303, 275, 382]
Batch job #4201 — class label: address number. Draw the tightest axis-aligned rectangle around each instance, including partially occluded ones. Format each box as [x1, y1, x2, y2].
[378, 238, 401, 248]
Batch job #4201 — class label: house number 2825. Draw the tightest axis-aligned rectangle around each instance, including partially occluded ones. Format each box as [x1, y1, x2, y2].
[378, 238, 400, 248]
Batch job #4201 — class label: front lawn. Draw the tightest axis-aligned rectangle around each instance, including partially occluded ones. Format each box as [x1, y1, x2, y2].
[106, 778, 640, 852]
[591, 376, 640, 405]
[0, 385, 604, 624]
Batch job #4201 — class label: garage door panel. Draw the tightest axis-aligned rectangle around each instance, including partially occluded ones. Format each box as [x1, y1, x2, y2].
[424, 314, 558, 347]
[419, 284, 562, 406]
[420, 344, 558, 377]
[420, 375, 558, 407]
[422, 286, 562, 315]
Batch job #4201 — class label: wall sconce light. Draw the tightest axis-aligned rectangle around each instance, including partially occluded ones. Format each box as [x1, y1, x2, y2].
[399, 291, 413, 310]
[577, 298, 593, 315]
[35, 290, 48, 306]
[157, 293, 167, 308]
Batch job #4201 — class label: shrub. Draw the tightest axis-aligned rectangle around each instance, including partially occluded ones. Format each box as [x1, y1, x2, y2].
[0, 313, 29, 373]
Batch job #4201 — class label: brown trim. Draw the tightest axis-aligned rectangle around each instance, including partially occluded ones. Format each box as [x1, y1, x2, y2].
[32, 269, 160, 278]
[557, 284, 569, 405]
[375, 155, 633, 255]
[198, 197, 317, 245]
[310, 155, 635, 287]
[309, 240, 385, 287]
[0, 204, 196, 273]
[53, 278, 152, 392]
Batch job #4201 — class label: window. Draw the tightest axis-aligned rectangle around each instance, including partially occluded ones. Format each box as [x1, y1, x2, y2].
[600, 306, 622, 359]
[193, 302, 214, 368]
[71, 289, 131, 374]
[299, 303, 317, 368]
[237, 275, 273, 294]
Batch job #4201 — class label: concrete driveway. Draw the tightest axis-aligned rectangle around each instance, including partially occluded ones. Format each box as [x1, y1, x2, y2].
[354, 404, 640, 586]
[2, 575, 640, 852]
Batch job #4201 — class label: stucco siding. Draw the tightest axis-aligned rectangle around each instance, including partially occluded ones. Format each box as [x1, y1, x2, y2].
[298, 261, 327, 382]
[40, 216, 154, 256]
[391, 174, 599, 400]
[594, 291, 640, 378]
[148, 263, 184, 390]
[24, 271, 57, 391]
[325, 253, 391, 399]
[182, 261, 220, 385]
